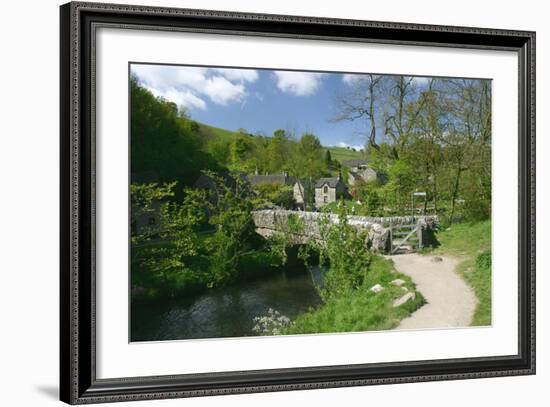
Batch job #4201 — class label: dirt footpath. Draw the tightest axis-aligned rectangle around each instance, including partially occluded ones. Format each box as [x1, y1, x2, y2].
[390, 253, 477, 330]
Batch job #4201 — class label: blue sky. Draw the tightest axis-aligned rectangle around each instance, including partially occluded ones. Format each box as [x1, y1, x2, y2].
[130, 64, 428, 149]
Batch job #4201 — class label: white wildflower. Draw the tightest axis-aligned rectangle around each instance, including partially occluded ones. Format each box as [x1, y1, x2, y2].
[252, 308, 292, 336]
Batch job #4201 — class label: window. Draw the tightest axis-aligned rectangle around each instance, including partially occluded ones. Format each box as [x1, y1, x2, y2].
[323, 185, 328, 194]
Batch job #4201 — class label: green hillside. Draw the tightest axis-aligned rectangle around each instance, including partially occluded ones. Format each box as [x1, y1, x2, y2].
[325, 146, 365, 162]
[196, 121, 364, 163]
[197, 122, 239, 141]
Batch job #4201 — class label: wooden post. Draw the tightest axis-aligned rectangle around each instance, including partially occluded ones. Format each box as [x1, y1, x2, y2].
[389, 220, 393, 254]
[417, 221, 423, 249]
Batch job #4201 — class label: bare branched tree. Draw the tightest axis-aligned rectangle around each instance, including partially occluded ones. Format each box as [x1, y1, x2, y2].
[332, 74, 383, 153]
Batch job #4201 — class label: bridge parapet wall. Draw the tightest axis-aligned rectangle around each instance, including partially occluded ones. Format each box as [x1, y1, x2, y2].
[251, 209, 438, 253]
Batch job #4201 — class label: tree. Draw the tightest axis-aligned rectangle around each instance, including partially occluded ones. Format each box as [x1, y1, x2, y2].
[265, 129, 291, 172]
[206, 139, 231, 167]
[436, 79, 491, 223]
[130, 77, 220, 185]
[253, 183, 295, 209]
[130, 182, 208, 297]
[231, 134, 256, 171]
[325, 149, 332, 167]
[333, 74, 491, 223]
[333, 74, 383, 154]
[380, 76, 427, 160]
[202, 171, 258, 287]
[312, 205, 372, 301]
[294, 133, 326, 178]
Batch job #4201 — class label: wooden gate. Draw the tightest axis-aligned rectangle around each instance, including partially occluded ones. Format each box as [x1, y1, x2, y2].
[389, 223, 423, 254]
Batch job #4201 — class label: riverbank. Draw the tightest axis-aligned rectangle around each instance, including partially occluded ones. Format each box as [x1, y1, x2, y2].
[130, 241, 285, 304]
[283, 256, 425, 335]
[421, 221, 491, 326]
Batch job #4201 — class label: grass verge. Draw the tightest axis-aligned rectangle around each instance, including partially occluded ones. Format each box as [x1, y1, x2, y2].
[283, 255, 425, 334]
[425, 221, 491, 326]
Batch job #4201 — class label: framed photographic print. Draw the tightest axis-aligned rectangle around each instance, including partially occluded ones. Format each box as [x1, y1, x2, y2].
[60, 1, 535, 404]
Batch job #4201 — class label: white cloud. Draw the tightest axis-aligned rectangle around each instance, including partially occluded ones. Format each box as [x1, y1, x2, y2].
[143, 85, 207, 110]
[130, 65, 259, 110]
[212, 68, 258, 83]
[336, 142, 364, 151]
[202, 76, 246, 105]
[273, 71, 324, 96]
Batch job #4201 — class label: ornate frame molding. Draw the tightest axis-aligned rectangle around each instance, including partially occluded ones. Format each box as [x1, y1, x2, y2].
[60, 2, 535, 404]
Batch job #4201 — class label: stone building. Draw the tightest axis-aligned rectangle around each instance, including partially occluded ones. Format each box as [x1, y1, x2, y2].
[247, 172, 310, 210]
[342, 159, 378, 186]
[314, 177, 348, 208]
[246, 171, 296, 188]
[293, 180, 307, 210]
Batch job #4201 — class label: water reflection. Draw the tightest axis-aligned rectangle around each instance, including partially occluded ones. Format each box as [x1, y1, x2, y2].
[130, 268, 322, 342]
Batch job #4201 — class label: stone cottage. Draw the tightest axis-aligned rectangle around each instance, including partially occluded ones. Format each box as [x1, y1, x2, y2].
[314, 177, 348, 208]
[293, 180, 307, 210]
[246, 171, 296, 188]
[342, 159, 378, 186]
[247, 172, 310, 210]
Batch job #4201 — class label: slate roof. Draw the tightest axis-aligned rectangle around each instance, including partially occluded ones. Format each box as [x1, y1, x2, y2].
[315, 177, 341, 188]
[341, 159, 368, 168]
[246, 173, 296, 186]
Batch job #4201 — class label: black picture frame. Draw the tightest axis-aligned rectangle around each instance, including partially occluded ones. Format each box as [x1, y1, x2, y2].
[60, 2, 536, 404]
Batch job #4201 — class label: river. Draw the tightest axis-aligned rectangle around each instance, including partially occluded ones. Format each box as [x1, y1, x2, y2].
[130, 267, 323, 342]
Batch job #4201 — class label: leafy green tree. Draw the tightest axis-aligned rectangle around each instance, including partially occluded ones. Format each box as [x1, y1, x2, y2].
[324, 149, 334, 169]
[130, 181, 176, 241]
[230, 134, 256, 171]
[334, 75, 491, 223]
[206, 139, 231, 167]
[309, 204, 372, 301]
[201, 171, 258, 287]
[265, 129, 291, 172]
[130, 182, 208, 297]
[253, 183, 295, 209]
[130, 77, 218, 184]
[288, 133, 327, 179]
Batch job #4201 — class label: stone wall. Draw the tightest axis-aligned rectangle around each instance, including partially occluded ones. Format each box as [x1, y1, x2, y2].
[251, 209, 439, 253]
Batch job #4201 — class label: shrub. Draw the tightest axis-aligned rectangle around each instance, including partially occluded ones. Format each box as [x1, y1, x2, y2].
[313, 204, 372, 301]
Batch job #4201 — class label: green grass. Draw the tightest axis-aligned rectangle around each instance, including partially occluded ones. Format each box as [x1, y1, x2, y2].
[197, 122, 239, 141]
[427, 221, 492, 326]
[284, 255, 425, 334]
[325, 146, 365, 162]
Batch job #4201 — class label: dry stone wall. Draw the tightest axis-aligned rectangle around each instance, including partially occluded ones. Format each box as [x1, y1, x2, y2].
[251, 209, 438, 253]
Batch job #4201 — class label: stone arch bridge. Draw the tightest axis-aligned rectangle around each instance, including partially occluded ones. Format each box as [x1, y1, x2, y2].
[252, 209, 439, 254]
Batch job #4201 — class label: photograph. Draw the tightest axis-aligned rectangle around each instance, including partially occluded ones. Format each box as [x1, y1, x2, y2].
[56, 2, 536, 403]
[129, 63, 492, 342]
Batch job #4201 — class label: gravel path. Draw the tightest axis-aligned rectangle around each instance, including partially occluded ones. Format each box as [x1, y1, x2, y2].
[390, 253, 477, 330]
